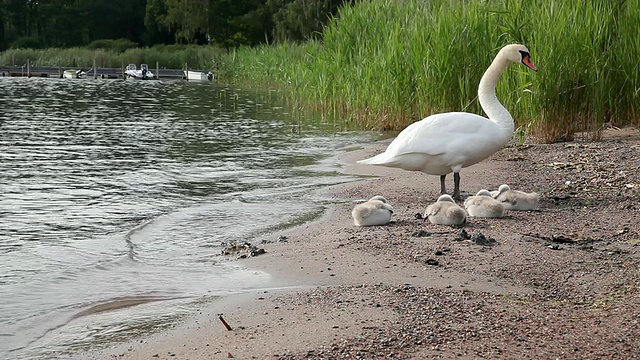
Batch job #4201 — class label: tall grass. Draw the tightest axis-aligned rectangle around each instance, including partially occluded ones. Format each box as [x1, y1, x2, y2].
[0, 45, 223, 70]
[221, 0, 640, 142]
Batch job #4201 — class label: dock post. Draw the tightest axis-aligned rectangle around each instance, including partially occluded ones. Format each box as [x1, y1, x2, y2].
[185, 62, 188, 81]
[93, 59, 97, 79]
[27, 59, 30, 78]
[156, 61, 159, 80]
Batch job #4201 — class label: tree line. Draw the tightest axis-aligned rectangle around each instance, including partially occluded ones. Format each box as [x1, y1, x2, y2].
[0, 0, 355, 51]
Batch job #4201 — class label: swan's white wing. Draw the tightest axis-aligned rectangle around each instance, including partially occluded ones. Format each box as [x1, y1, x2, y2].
[359, 112, 505, 173]
[385, 112, 497, 155]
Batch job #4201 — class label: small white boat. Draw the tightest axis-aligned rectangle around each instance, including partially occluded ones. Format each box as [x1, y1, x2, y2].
[184, 70, 213, 81]
[63, 69, 86, 79]
[125, 64, 154, 80]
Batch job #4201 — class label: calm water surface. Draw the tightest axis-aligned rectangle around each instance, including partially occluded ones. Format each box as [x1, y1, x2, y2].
[0, 77, 371, 359]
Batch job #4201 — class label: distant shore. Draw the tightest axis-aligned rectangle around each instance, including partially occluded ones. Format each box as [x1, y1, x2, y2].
[0, 65, 199, 80]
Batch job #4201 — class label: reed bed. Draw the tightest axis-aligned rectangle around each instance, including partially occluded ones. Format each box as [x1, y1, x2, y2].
[221, 0, 640, 142]
[0, 45, 222, 71]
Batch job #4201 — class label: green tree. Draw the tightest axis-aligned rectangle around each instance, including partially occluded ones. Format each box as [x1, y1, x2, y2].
[144, 0, 176, 45]
[163, 0, 210, 44]
[208, 0, 272, 50]
[0, 2, 6, 50]
[2, 0, 33, 47]
[268, 0, 354, 43]
[79, 0, 147, 45]
[35, 1, 87, 47]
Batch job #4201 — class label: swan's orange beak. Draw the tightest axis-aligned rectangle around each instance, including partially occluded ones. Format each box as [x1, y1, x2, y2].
[522, 55, 537, 72]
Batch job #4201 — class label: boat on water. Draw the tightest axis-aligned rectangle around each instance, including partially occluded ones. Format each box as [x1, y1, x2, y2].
[62, 69, 86, 79]
[184, 70, 214, 81]
[125, 63, 154, 80]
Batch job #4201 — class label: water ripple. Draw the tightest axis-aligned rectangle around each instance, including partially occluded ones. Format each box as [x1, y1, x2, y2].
[0, 77, 372, 359]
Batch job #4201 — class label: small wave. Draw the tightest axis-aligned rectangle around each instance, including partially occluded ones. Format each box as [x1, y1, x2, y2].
[71, 295, 182, 320]
[122, 216, 160, 261]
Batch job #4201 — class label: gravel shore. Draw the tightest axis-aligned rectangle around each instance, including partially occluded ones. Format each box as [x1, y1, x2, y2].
[81, 127, 639, 360]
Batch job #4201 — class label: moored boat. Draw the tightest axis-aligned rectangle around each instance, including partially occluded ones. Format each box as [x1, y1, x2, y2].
[184, 70, 214, 81]
[63, 69, 86, 79]
[125, 63, 154, 80]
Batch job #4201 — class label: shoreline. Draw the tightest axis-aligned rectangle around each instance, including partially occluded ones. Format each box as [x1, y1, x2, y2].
[80, 127, 640, 359]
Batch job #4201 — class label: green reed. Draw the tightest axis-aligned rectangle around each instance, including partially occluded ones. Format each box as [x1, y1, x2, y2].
[221, 0, 640, 142]
[0, 45, 222, 70]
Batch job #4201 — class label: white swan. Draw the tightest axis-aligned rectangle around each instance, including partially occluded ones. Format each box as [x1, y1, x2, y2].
[464, 189, 505, 218]
[423, 194, 467, 226]
[357, 44, 537, 200]
[493, 184, 540, 210]
[352, 195, 394, 226]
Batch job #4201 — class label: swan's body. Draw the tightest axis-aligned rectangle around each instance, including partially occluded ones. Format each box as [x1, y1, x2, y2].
[352, 196, 394, 226]
[424, 194, 467, 226]
[493, 184, 540, 210]
[357, 44, 537, 200]
[464, 190, 505, 218]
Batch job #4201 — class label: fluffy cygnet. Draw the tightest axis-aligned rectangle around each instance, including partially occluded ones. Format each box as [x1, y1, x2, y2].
[352, 196, 394, 226]
[464, 189, 505, 218]
[493, 184, 540, 210]
[423, 194, 467, 226]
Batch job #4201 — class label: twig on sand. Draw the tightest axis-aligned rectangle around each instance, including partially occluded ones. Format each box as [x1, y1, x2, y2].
[218, 314, 233, 331]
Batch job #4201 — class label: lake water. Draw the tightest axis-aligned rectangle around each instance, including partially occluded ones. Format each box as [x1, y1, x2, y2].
[0, 77, 372, 359]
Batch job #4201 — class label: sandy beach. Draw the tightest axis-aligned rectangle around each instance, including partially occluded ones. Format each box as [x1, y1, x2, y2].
[79, 127, 639, 360]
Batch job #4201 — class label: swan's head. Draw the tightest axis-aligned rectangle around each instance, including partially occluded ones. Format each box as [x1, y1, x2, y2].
[437, 194, 455, 203]
[476, 189, 492, 197]
[369, 195, 387, 203]
[498, 184, 511, 193]
[501, 44, 537, 72]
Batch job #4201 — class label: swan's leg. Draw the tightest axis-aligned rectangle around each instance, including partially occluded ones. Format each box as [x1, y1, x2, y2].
[453, 172, 461, 200]
[439, 175, 447, 194]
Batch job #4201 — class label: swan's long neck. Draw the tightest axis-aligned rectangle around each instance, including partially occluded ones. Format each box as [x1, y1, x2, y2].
[478, 53, 514, 136]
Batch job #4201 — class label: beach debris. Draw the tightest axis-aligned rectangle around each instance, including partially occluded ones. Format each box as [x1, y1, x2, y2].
[227, 351, 234, 358]
[453, 229, 495, 245]
[523, 232, 578, 244]
[546, 243, 562, 250]
[425, 259, 440, 266]
[218, 314, 233, 331]
[454, 229, 471, 241]
[260, 234, 289, 244]
[221, 241, 266, 258]
[411, 230, 433, 237]
[470, 232, 496, 246]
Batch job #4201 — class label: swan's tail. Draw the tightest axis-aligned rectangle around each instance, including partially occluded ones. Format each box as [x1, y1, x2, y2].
[357, 152, 391, 165]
